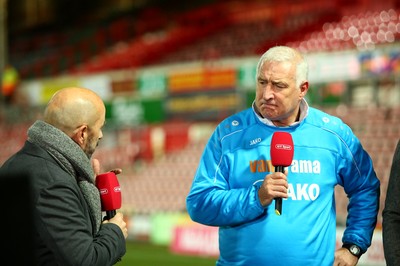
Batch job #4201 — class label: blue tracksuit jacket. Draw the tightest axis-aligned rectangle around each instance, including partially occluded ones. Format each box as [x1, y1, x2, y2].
[186, 106, 380, 266]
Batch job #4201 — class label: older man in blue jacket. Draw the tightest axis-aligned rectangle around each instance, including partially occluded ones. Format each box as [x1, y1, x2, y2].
[186, 46, 380, 266]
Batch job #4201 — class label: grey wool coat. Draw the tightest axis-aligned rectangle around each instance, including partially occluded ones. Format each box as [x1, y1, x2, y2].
[0, 141, 126, 266]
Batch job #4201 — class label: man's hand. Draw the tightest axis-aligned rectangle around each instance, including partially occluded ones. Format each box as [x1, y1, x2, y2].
[92, 158, 101, 176]
[92, 158, 122, 177]
[334, 247, 359, 266]
[103, 212, 128, 239]
[257, 172, 288, 207]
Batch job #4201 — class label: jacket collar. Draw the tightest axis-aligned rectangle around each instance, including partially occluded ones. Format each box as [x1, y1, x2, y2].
[252, 98, 309, 127]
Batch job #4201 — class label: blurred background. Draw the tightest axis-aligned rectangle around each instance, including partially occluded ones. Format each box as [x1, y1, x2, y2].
[1, 0, 399, 265]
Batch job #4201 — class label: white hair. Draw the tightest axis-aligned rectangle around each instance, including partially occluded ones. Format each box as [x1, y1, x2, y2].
[256, 46, 308, 88]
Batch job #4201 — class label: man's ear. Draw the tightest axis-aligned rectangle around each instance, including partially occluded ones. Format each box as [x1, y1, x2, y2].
[299, 81, 309, 98]
[71, 125, 88, 146]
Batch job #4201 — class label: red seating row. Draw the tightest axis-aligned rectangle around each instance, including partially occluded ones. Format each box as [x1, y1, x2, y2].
[12, 1, 399, 78]
[287, 9, 399, 52]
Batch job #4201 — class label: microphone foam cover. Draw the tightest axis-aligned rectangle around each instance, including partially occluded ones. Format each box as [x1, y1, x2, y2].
[270, 132, 294, 167]
[95, 172, 122, 211]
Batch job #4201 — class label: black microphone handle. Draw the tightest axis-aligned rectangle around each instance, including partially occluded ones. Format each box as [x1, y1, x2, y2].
[275, 165, 285, 216]
[106, 210, 116, 220]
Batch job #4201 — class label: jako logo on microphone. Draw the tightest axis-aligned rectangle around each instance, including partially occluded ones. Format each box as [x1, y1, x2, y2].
[275, 144, 292, 150]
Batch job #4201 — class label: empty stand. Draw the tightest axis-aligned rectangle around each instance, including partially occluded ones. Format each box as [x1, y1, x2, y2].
[118, 140, 205, 213]
[10, 0, 399, 78]
[287, 8, 400, 52]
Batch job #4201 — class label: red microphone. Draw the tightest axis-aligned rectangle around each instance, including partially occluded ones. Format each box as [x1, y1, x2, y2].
[95, 172, 122, 219]
[270, 132, 294, 216]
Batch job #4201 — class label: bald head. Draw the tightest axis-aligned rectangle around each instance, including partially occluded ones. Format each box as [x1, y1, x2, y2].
[44, 87, 105, 136]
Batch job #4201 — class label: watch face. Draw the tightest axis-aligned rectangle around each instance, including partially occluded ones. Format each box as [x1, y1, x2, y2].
[350, 245, 361, 255]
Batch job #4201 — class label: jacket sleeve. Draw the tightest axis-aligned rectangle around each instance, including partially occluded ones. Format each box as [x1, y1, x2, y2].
[186, 127, 266, 227]
[36, 181, 126, 266]
[337, 127, 380, 253]
[382, 139, 400, 266]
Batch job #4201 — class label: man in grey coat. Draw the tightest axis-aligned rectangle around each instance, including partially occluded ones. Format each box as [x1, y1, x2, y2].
[0, 87, 128, 265]
[383, 139, 400, 266]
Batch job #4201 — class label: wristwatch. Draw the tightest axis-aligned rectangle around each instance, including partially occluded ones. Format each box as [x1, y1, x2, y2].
[342, 243, 362, 258]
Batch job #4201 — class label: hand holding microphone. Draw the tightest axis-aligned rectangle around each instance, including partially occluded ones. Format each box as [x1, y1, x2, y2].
[257, 171, 288, 207]
[95, 172, 122, 219]
[270, 132, 294, 215]
[95, 171, 128, 239]
[102, 213, 128, 239]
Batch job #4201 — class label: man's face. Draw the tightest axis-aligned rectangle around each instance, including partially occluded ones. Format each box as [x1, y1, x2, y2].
[255, 60, 306, 126]
[83, 115, 105, 158]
